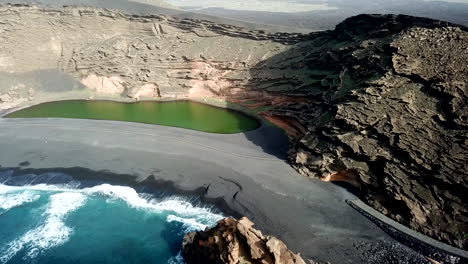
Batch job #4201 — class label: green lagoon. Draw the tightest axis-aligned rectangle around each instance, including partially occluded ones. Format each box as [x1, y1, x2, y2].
[5, 100, 259, 133]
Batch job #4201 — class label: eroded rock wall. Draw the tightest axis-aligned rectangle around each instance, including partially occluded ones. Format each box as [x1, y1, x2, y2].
[0, 5, 307, 104]
[262, 15, 468, 249]
[0, 5, 321, 106]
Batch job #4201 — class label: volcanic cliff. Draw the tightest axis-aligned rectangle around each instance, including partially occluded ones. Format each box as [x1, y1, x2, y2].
[0, 4, 467, 251]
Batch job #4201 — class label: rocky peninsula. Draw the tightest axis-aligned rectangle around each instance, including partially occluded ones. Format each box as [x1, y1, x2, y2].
[0, 3, 467, 263]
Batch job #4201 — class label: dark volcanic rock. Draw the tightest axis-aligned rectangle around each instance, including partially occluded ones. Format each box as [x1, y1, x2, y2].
[182, 217, 312, 264]
[260, 15, 468, 250]
[334, 14, 459, 40]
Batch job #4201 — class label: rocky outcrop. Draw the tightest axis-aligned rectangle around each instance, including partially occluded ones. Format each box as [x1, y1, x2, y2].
[182, 217, 312, 264]
[264, 15, 468, 250]
[0, 6, 467, 252]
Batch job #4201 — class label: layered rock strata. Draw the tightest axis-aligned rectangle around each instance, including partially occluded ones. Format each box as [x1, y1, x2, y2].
[0, 4, 301, 108]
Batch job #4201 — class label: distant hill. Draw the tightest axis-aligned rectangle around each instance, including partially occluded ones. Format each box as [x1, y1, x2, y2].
[169, 0, 468, 31]
[0, 0, 307, 32]
[127, 0, 176, 9]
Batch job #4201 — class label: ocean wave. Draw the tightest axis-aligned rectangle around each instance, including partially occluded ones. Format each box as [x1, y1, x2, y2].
[0, 191, 40, 212]
[1, 183, 223, 224]
[0, 183, 80, 194]
[82, 184, 224, 228]
[0, 192, 87, 264]
[167, 215, 208, 231]
[0, 183, 224, 226]
[0, 183, 223, 263]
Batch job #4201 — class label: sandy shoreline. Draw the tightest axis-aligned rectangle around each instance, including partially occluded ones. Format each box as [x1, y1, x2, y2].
[0, 118, 435, 263]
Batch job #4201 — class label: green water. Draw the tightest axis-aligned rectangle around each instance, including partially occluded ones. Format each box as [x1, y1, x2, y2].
[5, 100, 259, 133]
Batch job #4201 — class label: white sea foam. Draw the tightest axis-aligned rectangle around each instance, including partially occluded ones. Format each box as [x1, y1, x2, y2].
[0, 184, 17, 194]
[167, 215, 208, 231]
[0, 192, 87, 264]
[0, 183, 79, 194]
[0, 191, 40, 211]
[1, 183, 223, 222]
[83, 184, 224, 228]
[167, 252, 185, 264]
[0, 183, 223, 263]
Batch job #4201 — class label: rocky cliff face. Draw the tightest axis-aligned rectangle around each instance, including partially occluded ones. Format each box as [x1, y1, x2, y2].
[266, 15, 468, 250]
[182, 217, 311, 264]
[0, 4, 308, 109]
[0, 5, 467, 251]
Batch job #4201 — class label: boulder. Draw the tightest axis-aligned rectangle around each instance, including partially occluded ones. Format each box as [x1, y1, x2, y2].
[182, 217, 310, 264]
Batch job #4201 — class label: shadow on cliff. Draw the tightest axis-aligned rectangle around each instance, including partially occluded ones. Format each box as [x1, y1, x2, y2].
[239, 118, 291, 160]
[224, 37, 325, 161]
[229, 13, 464, 161]
[222, 45, 304, 160]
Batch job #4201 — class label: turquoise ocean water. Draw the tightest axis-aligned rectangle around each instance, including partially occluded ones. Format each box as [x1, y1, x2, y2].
[0, 174, 223, 264]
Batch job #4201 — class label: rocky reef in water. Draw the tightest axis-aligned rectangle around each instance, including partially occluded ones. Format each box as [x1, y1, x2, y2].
[182, 217, 314, 264]
[0, 4, 467, 251]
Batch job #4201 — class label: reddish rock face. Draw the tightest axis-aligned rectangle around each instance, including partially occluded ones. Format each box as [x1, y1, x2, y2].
[182, 217, 309, 264]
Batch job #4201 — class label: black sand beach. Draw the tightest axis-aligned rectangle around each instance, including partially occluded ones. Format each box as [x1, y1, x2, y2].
[0, 118, 432, 264]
